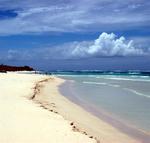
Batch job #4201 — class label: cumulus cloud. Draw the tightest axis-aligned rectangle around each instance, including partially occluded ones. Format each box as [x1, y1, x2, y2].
[5, 33, 148, 61]
[70, 32, 144, 58]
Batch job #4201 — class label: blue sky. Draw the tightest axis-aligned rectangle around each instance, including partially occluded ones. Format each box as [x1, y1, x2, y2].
[0, 0, 150, 71]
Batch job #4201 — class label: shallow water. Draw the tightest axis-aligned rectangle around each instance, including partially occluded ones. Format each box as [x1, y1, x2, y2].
[57, 74, 150, 139]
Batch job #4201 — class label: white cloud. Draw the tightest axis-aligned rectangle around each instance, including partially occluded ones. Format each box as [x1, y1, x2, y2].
[5, 33, 148, 60]
[69, 33, 145, 58]
[0, 0, 149, 35]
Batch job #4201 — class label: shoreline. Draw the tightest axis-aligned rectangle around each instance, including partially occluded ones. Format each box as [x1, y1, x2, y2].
[59, 80, 150, 143]
[31, 76, 100, 142]
[33, 75, 142, 143]
[1, 72, 148, 143]
[31, 76, 99, 142]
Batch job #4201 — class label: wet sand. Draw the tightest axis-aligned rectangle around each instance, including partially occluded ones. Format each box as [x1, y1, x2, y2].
[34, 76, 142, 143]
[59, 80, 150, 143]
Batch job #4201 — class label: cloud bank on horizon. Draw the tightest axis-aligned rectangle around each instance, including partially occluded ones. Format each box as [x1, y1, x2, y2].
[5, 32, 149, 61]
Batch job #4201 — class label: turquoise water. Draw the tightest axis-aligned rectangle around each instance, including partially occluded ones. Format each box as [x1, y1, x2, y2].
[55, 73, 150, 139]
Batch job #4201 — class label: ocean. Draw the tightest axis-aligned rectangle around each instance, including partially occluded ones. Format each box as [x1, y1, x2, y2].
[51, 71, 150, 140]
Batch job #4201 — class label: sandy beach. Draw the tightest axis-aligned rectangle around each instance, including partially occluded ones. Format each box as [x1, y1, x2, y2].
[0, 72, 96, 143]
[0, 72, 141, 143]
[34, 75, 142, 143]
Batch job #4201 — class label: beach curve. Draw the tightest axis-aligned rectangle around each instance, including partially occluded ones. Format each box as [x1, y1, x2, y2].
[32, 75, 142, 143]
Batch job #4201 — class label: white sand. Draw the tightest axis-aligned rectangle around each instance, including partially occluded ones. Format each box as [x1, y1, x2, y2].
[0, 72, 96, 143]
[34, 76, 141, 143]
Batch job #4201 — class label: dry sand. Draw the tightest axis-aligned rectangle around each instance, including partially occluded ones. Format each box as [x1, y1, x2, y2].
[0, 72, 96, 143]
[0, 72, 143, 143]
[33, 76, 141, 143]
